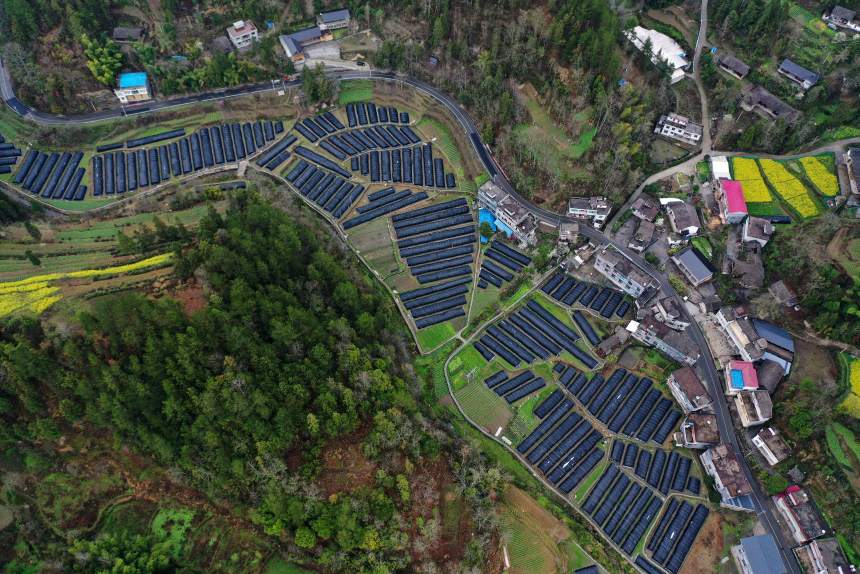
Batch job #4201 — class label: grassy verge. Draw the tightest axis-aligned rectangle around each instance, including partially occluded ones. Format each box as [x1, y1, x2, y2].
[338, 80, 374, 105]
[416, 321, 458, 352]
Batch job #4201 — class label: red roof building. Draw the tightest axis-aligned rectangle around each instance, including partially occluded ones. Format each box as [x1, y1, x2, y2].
[725, 359, 759, 394]
[719, 180, 748, 224]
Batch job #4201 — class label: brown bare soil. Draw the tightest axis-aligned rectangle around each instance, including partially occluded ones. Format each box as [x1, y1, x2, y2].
[168, 280, 208, 315]
[679, 512, 724, 574]
[317, 434, 378, 497]
[784, 338, 837, 394]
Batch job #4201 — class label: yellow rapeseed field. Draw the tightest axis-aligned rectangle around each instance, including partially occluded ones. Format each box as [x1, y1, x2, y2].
[840, 358, 860, 419]
[758, 159, 821, 217]
[0, 253, 172, 319]
[731, 158, 773, 202]
[799, 156, 839, 197]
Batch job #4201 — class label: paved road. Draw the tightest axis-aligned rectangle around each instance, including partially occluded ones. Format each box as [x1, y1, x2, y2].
[0, 45, 833, 573]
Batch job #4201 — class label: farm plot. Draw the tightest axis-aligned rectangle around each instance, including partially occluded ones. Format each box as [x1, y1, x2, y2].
[799, 155, 839, 197]
[839, 354, 860, 419]
[454, 376, 513, 432]
[731, 157, 773, 202]
[500, 486, 593, 574]
[758, 159, 822, 218]
[0, 253, 172, 319]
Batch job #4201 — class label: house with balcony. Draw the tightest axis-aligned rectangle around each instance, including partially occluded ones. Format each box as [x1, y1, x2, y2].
[725, 359, 759, 395]
[753, 427, 790, 467]
[477, 182, 537, 246]
[227, 20, 260, 51]
[664, 200, 700, 236]
[653, 296, 690, 331]
[794, 538, 853, 574]
[627, 313, 700, 366]
[701, 444, 754, 509]
[734, 389, 773, 427]
[718, 180, 749, 224]
[593, 244, 658, 299]
[654, 113, 704, 146]
[567, 196, 612, 227]
[631, 196, 659, 221]
[845, 148, 860, 195]
[824, 5, 860, 32]
[743, 216, 774, 247]
[675, 413, 720, 448]
[774, 486, 827, 547]
[668, 366, 712, 413]
[715, 306, 766, 362]
[628, 219, 655, 252]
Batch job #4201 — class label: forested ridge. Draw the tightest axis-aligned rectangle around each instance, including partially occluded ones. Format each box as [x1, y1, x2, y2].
[0, 194, 499, 573]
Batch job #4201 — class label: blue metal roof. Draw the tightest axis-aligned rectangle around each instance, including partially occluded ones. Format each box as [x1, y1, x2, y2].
[118, 72, 148, 89]
[320, 8, 350, 23]
[778, 59, 819, 84]
[740, 535, 786, 574]
[753, 319, 795, 353]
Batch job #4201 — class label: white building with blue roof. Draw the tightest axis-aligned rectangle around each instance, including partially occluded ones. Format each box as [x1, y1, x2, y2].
[114, 72, 151, 104]
[317, 9, 351, 30]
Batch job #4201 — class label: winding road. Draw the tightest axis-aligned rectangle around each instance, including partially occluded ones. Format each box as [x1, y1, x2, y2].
[1, 10, 855, 566]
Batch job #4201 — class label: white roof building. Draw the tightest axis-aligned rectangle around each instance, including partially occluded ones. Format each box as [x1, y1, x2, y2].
[711, 156, 732, 180]
[626, 26, 690, 83]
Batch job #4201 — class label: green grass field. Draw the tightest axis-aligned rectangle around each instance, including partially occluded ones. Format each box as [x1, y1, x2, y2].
[826, 425, 851, 467]
[152, 507, 196, 558]
[832, 423, 860, 461]
[747, 200, 788, 217]
[448, 344, 488, 390]
[263, 557, 314, 574]
[691, 237, 713, 259]
[416, 341, 458, 400]
[416, 321, 458, 351]
[338, 80, 374, 105]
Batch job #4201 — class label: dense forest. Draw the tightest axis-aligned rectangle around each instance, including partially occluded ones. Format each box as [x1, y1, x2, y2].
[0, 194, 500, 573]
